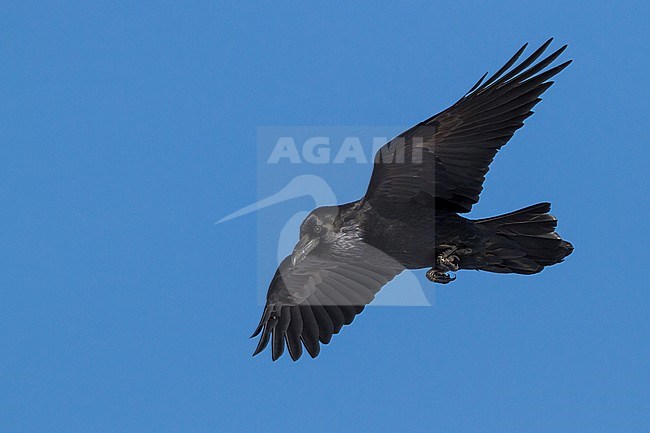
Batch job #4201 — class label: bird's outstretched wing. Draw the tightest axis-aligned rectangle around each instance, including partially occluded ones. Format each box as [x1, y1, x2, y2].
[364, 39, 571, 213]
[252, 253, 404, 361]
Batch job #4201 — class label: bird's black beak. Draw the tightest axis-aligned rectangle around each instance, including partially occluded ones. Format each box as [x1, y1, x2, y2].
[291, 235, 319, 266]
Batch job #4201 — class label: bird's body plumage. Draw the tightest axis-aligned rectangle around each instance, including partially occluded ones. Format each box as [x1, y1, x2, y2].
[252, 39, 574, 361]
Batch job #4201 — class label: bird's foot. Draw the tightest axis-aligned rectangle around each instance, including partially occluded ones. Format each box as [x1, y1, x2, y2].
[426, 268, 456, 284]
[437, 253, 460, 272]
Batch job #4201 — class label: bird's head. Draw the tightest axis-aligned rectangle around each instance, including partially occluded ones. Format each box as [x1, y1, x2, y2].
[291, 206, 340, 265]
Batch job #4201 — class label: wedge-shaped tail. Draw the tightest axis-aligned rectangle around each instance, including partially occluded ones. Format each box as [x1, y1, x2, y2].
[473, 202, 573, 274]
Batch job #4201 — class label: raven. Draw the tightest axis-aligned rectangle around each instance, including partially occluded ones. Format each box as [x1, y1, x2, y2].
[252, 39, 574, 361]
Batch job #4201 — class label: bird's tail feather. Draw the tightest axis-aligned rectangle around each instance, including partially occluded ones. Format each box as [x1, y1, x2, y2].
[473, 202, 573, 274]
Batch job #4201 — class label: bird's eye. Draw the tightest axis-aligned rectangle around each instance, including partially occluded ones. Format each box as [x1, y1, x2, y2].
[313, 225, 322, 234]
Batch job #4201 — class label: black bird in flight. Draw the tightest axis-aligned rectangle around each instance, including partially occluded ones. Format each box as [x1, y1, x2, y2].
[252, 39, 574, 361]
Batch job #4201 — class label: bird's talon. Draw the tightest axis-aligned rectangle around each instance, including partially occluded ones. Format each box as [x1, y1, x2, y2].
[426, 268, 456, 284]
[448, 255, 460, 271]
[437, 252, 460, 272]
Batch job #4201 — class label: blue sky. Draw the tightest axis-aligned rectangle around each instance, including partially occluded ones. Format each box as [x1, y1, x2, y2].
[2, 1, 649, 432]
